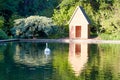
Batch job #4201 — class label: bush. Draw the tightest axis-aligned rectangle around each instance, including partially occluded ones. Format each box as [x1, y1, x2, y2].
[11, 16, 55, 38]
[0, 29, 8, 39]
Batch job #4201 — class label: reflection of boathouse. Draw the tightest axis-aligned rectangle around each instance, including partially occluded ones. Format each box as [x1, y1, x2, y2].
[68, 43, 89, 76]
[69, 6, 90, 39]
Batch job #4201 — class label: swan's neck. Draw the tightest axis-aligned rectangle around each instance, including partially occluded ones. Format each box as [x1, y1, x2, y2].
[46, 43, 48, 48]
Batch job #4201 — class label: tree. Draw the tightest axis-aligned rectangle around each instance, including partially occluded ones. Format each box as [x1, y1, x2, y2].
[0, 0, 60, 36]
[53, 0, 120, 39]
[11, 16, 55, 38]
[17, 0, 61, 17]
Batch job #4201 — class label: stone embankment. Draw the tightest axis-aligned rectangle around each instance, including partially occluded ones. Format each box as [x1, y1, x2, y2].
[0, 39, 19, 43]
[1, 39, 120, 44]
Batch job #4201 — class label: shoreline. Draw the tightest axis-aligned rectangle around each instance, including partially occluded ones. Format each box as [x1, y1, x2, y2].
[1, 39, 120, 44]
[0, 39, 19, 43]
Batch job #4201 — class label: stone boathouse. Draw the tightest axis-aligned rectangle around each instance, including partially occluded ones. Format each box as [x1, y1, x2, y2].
[69, 6, 91, 39]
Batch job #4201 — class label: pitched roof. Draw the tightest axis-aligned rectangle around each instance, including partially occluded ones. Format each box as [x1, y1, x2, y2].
[68, 6, 91, 24]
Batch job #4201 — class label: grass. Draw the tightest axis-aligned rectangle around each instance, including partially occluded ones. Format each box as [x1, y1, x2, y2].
[99, 33, 120, 40]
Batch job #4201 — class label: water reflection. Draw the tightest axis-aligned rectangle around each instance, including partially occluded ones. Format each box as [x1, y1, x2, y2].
[14, 43, 51, 67]
[0, 42, 120, 80]
[69, 43, 89, 76]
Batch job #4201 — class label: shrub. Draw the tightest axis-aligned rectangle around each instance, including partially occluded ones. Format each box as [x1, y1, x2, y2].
[0, 29, 8, 39]
[11, 16, 55, 38]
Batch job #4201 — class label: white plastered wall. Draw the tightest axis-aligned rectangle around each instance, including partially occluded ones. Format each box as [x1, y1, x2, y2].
[69, 7, 89, 39]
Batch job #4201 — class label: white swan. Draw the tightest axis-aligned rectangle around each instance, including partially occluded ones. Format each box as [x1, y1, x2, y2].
[44, 43, 51, 56]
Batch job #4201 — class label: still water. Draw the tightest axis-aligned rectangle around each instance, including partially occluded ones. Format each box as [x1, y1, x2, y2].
[0, 42, 120, 80]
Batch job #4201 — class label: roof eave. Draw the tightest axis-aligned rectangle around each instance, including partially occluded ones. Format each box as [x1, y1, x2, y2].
[68, 6, 79, 24]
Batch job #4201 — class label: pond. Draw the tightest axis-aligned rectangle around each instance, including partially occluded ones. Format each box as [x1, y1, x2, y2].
[0, 42, 120, 80]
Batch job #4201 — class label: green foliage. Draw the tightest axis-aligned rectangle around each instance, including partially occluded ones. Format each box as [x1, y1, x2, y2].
[9, 14, 23, 29]
[100, 32, 120, 40]
[0, 29, 8, 39]
[49, 25, 69, 38]
[0, 0, 60, 36]
[0, 0, 119, 39]
[17, 0, 60, 17]
[53, 0, 120, 39]
[0, 16, 4, 29]
[0, 0, 60, 17]
[53, 0, 76, 26]
[98, 0, 120, 39]
[0, 0, 20, 12]
[11, 16, 55, 38]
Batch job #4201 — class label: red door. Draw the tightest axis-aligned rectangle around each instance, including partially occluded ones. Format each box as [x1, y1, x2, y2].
[76, 26, 81, 38]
